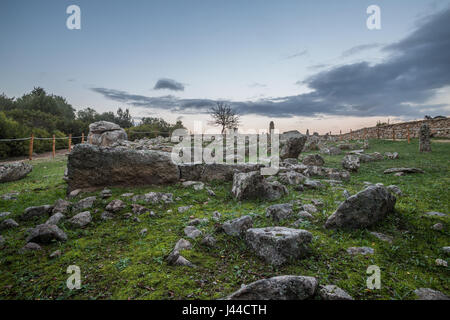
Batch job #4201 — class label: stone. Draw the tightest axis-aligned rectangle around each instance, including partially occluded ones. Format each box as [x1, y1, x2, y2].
[188, 218, 208, 226]
[212, 211, 221, 221]
[45, 212, 65, 226]
[21, 242, 42, 251]
[201, 234, 217, 247]
[432, 223, 443, 231]
[180, 163, 262, 183]
[384, 167, 424, 174]
[298, 211, 314, 220]
[87, 121, 127, 147]
[1, 192, 20, 200]
[206, 188, 216, 197]
[100, 188, 112, 199]
[0, 162, 32, 183]
[442, 247, 450, 255]
[49, 250, 62, 258]
[302, 154, 325, 166]
[68, 189, 82, 198]
[385, 152, 399, 159]
[132, 192, 173, 204]
[68, 211, 92, 228]
[303, 179, 323, 189]
[343, 189, 351, 199]
[178, 205, 193, 214]
[419, 124, 432, 152]
[131, 204, 148, 215]
[231, 171, 287, 201]
[424, 211, 447, 217]
[184, 226, 202, 239]
[282, 158, 299, 166]
[279, 131, 307, 160]
[222, 215, 253, 236]
[105, 199, 126, 212]
[370, 232, 393, 243]
[414, 288, 449, 300]
[311, 199, 324, 207]
[139, 228, 148, 236]
[52, 199, 71, 214]
[225, 275, 317, 300]
[325, 185, 396, 229]
[342, 155, 360, 172]
[0, 212, 11, 218]
[319, 285, 353, 300]
[302, 204, 318, 214]
[266, 204, 293, 222]
[245, 227, 312, 265]
[67, 144, 179, 191]
[26, 224, 67, 243]
[0, 218, 19, 230]
[278, 171, 306, 185]
[182, 181, 205, 190]
[387, 185, 402, 196]
[346, 247, 374, 255]
[21, 205, 53, 220]
[121, 193, 134, 197]
[174, 238, 192, 251]
[435, 259, 447, 267]
[166, 250, 194, 267]
[72, 196, 96, 212]
[101, 211, 114, 220]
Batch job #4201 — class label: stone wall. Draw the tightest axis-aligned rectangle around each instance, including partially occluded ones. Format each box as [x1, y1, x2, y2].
[337, 118, 450, 140]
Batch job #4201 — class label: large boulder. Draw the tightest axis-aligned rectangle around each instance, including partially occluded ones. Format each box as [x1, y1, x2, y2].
[26, 224, 67, 243]
[302, 154, 325, 166]
[342, 155, 360, 172]
[226, 275, 318, 300]
[21, 205, 53, 221]
[266, 204, 294, 222]
[0, 162, 32, 183]
[325, 185, 396, 229]
[245, 227, 312, 265]
[279, 131, 307, 160]
[67, 144, 179, 191]
[87, 121, 127, 147]
[232, 171, 287, 201]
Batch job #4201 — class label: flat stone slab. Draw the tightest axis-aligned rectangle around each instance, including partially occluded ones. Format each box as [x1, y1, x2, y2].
[384, 167, 424, 174]
[246, 227, 312, 265]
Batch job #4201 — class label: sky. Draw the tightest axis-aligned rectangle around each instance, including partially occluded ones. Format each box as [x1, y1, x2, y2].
[1, 0, 449, 134]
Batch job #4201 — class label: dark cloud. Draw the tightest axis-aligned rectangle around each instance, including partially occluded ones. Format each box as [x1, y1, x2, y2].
[341, 43, 383, 57]
[153, 78, 185, 91]
[92, 8, 450, 119]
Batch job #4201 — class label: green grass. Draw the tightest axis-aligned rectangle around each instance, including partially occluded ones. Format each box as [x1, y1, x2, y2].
[0, 139, 448, 300]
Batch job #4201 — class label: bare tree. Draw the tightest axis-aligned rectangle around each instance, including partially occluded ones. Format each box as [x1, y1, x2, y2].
[209, 102, 240, 133]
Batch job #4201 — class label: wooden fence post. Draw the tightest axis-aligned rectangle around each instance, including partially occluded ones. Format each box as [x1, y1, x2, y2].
[52, 135, 56, 158]
[29, 133, 34, 161]
[81, 132, 85, 144]
[68, 134, 72, 152]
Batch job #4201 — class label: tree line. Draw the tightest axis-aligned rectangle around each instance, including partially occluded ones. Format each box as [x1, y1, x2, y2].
[0, 87, 185, 158]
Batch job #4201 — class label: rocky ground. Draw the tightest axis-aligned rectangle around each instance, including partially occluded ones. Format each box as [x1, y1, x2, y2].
[0, 139, 448, 300]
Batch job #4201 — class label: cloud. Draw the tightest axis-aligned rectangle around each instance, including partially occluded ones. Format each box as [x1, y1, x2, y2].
[153, 78, 185, 91]
[248, 82, 267, 88]
[340, 43, 383, 58]
[92, 8, 450, 119]
[283, 50, 308, 60]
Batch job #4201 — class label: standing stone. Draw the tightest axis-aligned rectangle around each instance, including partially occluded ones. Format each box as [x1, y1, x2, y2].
[269, 121, 274, 133]
[419, 124, 431, 152]
[87, 121, 127, 146]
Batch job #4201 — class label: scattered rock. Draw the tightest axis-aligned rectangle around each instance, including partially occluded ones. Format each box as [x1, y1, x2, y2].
[131, 204, 148, 215]
[100, 188, 112, 199]
[45, 212, 65, 226]
[325, 185, 396, 229]
[435, 259, 447, 267]
[0, 161, 32, 183]
[302, 204, 318, 214]
[72, 196, 96, 212]
[279, 171, 307, 185]
[21, 242, 42, 252]
[101, 211, 114, 220]
[432, 223, 443, 231]
[26, 224, 67, 243]
[87, 121, 127, 147]
[298, 211, 314, 220]
[385, 152, 399, 159]
[182, 181, 205, 190]
[343, 189, 351, 199]
[206, 188, 216, 197]
[174, 238, 192, 251]
[222, 215, 253, 236]
[212, 211, 221, 221]
[303, 179, 323, 190]
[201, 234, 217, 247]
[302, 154, 325, 166]
[188, 218, 208, 226]
[370, 232, 393, 243]
[49, 250, 62, 259]
[387, 185, 402, 196]
[68, 189, 82, 198]
[279, 131, 307, 160]
[139, 228, 148, 236]
[166, 250, 194, 267]
[121, 193, 134, 197]
[132, 192, 173, 204]
[68, 211, 92, 228]
[232, 171, 287, 201]
[0, 212, 11, 218]
[52, 199, 71, 214]
[245, 227, 312, 265]
[442, 247, 450, 255]
[424, 211, 447, 217]
[384, 167, 424, 174]
[178, 205, 193, 214]
[226, 275, 317, 300]
[0, 218, 19, 231]
[184, 226, 202, 239]
[342, 155, 360, 172]
[414, 288, 449, 300]
[21, 205, 53, 221]
[346, 247, 374, 255]
[319, 285, 353, 300]
[266, 204, 293, 222]
[105, 199, 126, 212]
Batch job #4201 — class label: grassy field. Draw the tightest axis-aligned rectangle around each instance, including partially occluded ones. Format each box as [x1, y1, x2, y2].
[0, 139, 448, 300]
